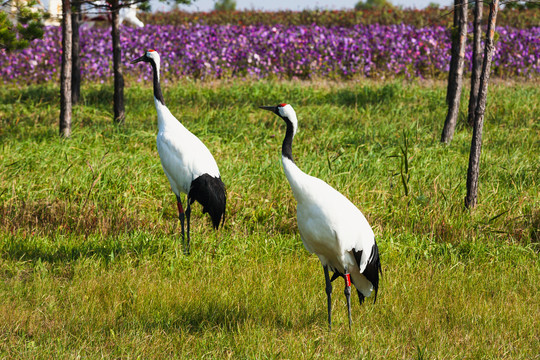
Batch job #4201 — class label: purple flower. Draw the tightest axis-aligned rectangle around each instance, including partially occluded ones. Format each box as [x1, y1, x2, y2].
[1, 24, 538, 83]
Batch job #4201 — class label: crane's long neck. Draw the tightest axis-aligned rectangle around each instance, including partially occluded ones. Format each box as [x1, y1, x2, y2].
[281, 118, 309, 202]
[282, 120, 295, 162]
[150, 60, 165, 106]
[149, 58, 180, 132]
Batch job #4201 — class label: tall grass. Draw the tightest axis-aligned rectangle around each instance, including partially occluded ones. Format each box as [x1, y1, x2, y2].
[0, 79, 538, 358]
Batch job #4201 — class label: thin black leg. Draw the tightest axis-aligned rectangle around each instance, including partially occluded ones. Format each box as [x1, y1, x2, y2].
[323, 265, 333, 331]
[344, 271, 352, 329]
[176, 195, 185, 247]
[185, 197, 192, 255]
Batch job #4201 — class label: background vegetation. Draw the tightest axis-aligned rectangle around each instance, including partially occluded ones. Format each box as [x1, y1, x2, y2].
[0, 79, 538, 358]
[140, 6, 540, 28]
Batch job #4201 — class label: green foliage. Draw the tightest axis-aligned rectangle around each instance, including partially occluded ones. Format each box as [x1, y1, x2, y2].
[0, 80, 539, 357]
[137, 0, 152, 12]
[0, 0, 45, 51]
[504, 0, 540, 10]
[354, 0, 394, 10]
[214, 0, 236, 11]
[140, 6, 540, 28]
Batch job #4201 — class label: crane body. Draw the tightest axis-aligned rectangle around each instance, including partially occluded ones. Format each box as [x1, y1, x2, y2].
[131, 50, 226, 254]
[260, 103, 381, 329]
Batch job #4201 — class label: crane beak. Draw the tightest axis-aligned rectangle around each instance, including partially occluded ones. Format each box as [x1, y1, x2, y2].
[130, 55, 147, 64]
[259, 106, 278, 114]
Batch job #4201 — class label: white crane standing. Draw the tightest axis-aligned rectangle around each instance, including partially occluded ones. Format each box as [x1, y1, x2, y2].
[260, 103, 381, 330]
[131, 50, 226, 254]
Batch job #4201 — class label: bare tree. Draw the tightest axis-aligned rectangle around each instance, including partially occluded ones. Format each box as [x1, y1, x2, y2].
[110, 0, 125, 123]
[445, 0, 460, 105]
[467, 0, 484, 127]
[59, 0, 73, 138]
[441, 0, 468, 144]
[72, 0, 82, 105]
[66, 0, 190, 125]
[465, 0, 500, 209]
[105, 0, 191, 124]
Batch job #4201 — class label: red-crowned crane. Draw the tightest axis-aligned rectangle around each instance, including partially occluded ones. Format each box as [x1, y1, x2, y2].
[260, 103, 381, 330]
[131, 50, 226, 254]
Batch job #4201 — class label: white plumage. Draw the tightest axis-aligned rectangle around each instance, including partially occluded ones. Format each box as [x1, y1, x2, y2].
[260, 103, 381, 329]
[119, 4, 144, 28]
[154, 101, 221, 195]
[131, 50, 226, 254]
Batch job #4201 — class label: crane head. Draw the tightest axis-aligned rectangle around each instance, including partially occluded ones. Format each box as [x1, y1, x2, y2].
[130, 49, 160, 65]
[259, 103, 298, 135]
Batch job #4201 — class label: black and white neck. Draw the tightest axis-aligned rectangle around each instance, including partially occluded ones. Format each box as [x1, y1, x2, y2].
[131, 50, 166, 106]
[259, 104, 299, 163]
[149, 58, 165, 106]
[281, 117, 296, 163]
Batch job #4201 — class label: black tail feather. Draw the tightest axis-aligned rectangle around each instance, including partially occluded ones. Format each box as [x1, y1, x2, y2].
[188, 174, 226, 230]
[353, 242, 382, 304]
[363, 242, 382, 303]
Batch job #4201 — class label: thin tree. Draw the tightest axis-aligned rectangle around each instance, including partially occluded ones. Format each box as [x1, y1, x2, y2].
[70, 0, 190, 124]
[105, 0, 190, 124]
[70, 0, 149, 120]
[72, 0, 82, 105]
[59, 0, 73, 138]
[445, 0, 460, 105]
[467, 0, 483, 127]
[465, 0, 500, 209]
[441, 0, 468, 144]
[110, 0, 125, 124]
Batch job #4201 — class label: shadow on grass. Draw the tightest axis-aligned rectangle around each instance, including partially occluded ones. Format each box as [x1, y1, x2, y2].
[136, 298, 308, 333]
[0, 83, 114, 110]
[1, 82, 401, 118]
[0, 229, 174, 265]
[160, 82, 401, 110]
[0, 84, 58, 105]
[81, 86, 115, 111]
[0, 200, 154, 241]
[145, 301, 253, 333]
[329, 83, 400, 107]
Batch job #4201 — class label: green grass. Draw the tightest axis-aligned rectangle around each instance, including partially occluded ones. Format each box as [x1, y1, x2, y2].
[0, 79, 539, 358]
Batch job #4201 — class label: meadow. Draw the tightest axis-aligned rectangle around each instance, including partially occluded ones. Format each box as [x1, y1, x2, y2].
[0, 78, 538, 358]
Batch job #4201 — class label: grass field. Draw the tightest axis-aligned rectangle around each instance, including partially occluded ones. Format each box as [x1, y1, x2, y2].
[0, 79, 539, 358]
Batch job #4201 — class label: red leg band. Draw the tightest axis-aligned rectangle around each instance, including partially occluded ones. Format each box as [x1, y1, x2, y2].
[177, 202, 184, 214]
[345, 273, 351, 287]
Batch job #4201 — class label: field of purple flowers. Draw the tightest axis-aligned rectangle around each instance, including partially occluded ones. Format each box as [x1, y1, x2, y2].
[3, 23, 539, 83]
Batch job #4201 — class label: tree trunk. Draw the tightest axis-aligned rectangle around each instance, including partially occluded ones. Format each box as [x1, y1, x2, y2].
[465, 0, 499, 209]
[71, 0, 81, 105]
[59, 0, 72, 138]
[111, 0, 125, 124]
[467, 0, 483, 127]
[441, 0, 468, 144]
[446, 0, 460, 105]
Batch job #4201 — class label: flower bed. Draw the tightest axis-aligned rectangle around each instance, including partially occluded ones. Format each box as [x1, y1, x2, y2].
[2, 24, 539, 83]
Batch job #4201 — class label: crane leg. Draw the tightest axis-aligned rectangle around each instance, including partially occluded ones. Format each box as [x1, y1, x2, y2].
[344, 271, 352, 330]
[323, 265, 333, 331]
[176, 195, 186, 247]
[185, 197, 192, 255]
